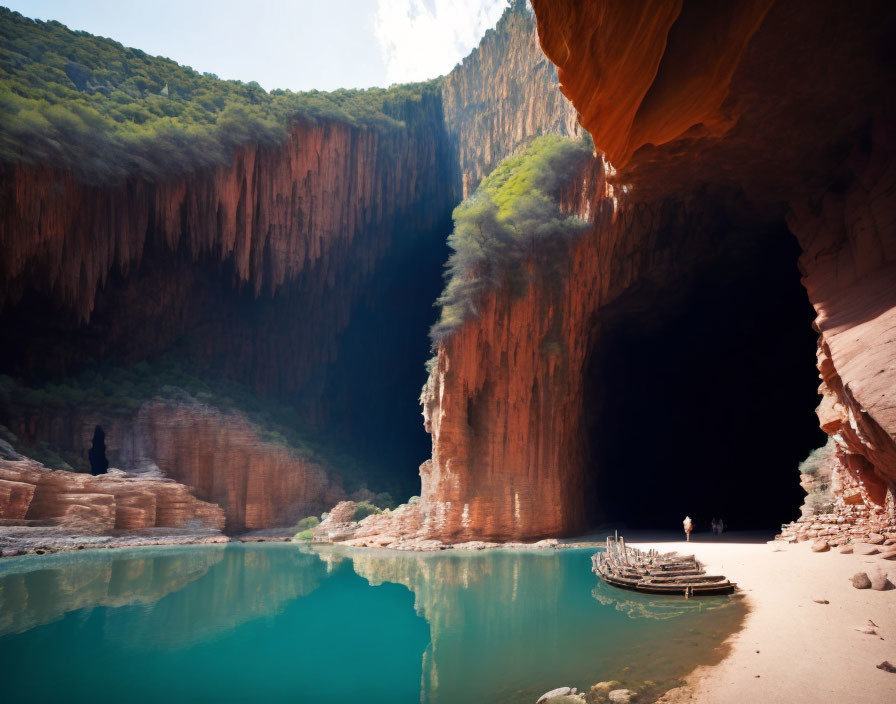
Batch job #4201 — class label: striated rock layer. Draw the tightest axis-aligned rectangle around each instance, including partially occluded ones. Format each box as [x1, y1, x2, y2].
[0, 1, 583, 535]
[441, 0, 578, 196]
[140, 401, 343, 533]
[2, 398, 344, 533]
[0, 457, 224, 532]
[405, 0, 896, 541]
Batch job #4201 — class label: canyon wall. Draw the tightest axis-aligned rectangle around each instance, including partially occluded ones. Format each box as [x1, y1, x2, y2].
[0, 455, 225, 532]
[2, 397, 344, 533]
[532, 0, 896, 507]
[0, 92, 454, 395]
[0, 0, 586, 533]
[441, 0, 578, 196]
[409, 0, 896, 540]
[140, 401, 344, 532]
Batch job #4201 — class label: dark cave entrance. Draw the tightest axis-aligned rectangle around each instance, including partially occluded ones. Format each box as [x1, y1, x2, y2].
[583, 222, 826, 532]
[88, 425, 109, 476]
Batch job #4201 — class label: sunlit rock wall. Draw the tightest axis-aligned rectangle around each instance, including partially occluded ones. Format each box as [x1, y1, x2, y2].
[441, 0, 578, 196]
[0, 456, 224, 531]
[413, 0, 896, 541]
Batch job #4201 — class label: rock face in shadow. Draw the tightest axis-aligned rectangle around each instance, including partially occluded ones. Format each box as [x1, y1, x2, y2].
[0, 1, 580, 534]
[139, 401, 344, 533]
[0, 457, 224, 531]
[410, 0, 896, 541]
[2, 398, 344, 533]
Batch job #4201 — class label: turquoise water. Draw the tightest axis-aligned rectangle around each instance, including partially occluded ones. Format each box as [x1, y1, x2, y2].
[0, 544, 744, 703]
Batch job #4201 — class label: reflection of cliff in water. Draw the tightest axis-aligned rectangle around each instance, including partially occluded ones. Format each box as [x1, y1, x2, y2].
[0, 544, 325, 644]
[590, 580, 737, 621]
[108, 544, 327, 648]
[344, 548, 564, 703]
[327, 548, 747, 704]
[0, 545, 225, 637]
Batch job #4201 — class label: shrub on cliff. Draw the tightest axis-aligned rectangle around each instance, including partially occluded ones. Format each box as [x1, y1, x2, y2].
[798, 437, 836, 514]
[0, 8, 440, 181]
[295, 516, 320, 532]
[430, 135, 592, 342]
[352, 501, 382, 522]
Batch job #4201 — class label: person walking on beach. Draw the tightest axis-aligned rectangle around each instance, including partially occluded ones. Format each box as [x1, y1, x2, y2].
[683, 515, 693, 542]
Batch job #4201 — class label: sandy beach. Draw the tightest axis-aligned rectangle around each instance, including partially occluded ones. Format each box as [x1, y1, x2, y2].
[622, 533, 896, 703]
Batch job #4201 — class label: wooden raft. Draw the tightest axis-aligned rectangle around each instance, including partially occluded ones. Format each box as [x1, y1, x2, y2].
[592, 536, 736, 596]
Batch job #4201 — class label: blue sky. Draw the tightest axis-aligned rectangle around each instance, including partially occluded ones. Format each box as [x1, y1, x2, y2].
[5, 0, 509, 91]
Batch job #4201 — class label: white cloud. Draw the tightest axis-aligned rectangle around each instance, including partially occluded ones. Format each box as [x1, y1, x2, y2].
[373, 0, 509, 84]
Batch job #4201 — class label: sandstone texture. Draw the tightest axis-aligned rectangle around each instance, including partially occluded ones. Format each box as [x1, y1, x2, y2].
[0, 1, 584, 540]
[401, 0, 896, 542]
[139, 400, 343, 533]
[442, 0, 578, 197]
[3, 397, 345, 533]
[0, 456, 223, 533]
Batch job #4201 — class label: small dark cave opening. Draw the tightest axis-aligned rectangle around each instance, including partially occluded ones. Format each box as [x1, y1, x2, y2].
[583, 223, 826, 533]
[88, 425, 109, 476]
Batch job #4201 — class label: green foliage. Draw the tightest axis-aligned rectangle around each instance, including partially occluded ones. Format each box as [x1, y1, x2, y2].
[293, 529, 314, 542]
[352, 501, 382, 522]
[295, 516, 320, 532]
[0, 421, 73, 469]
[799, 438, 836, 514]
[431, 136, 592, 342]
[373, 492, 396, 510]
[0, 8, 440, 181]
[798, 438, 835, 478]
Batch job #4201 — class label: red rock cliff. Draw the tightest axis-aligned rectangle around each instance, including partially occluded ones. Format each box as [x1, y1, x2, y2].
[0, 457, 224, 532]
[140, 401, 344, 532]
[533, 0, 896, 496]
[441, 0, 578, 196]
[413, 0, 896, 540]
[0, 1, 590, 538]
[2, 398, 344, 533]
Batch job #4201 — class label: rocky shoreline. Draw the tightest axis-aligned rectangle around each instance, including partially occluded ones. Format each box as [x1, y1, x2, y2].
[307, 500, 592, 551]
[0, 497, 598, 559]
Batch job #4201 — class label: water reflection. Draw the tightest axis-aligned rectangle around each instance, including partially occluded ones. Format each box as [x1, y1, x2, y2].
[325, 547, 746, 704]
[0, 545, 226, 637]
[0, 545, 745, 704]
[0, 544, 325, 644]
[591, 580, 736, 620]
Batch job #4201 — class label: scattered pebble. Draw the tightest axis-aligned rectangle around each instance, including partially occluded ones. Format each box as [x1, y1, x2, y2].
[851, 572, 872, 589]
[813, 599, 829, 604]
[869, 570, 892, 591]
[840, 545, 854, 555]
[536, 686, 574, 703]
[811, 539, 829, 552]
[877, 661, 896, 673]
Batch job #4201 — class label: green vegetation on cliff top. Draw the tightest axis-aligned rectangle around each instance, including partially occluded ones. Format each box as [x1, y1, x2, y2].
[0, 7, 440, 181]
[431, 135, 593, 342]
